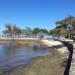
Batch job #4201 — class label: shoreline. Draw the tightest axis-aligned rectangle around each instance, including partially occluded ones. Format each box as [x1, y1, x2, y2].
[10, 47, 67, 75]
[41, 39, 69, 54]
[0, 39, 69, 75]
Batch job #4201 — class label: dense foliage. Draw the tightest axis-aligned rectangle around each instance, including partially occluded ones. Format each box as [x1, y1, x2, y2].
[3, 24, 21, 37]
[49, 16, 75, 36]
[3, 25, 49, 36]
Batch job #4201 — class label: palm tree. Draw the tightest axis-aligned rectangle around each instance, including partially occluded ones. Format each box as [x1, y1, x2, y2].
[3, 24, 21, 38]
[13, 25, 22, 37]
[3, 24, 13, 37]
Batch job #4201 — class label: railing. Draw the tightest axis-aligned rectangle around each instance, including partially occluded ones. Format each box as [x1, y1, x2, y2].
[0, 34, 40, 39]
[60, 41, 73, 75]
[0, 34, 54, 40]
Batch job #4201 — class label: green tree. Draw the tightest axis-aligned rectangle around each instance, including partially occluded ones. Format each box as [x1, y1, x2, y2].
[21, 27, 32, 36]
[32, 28, 41, 34]
[3, 24, 21, 37]
[40, 29, 48, 34]
[49, 29, 57, 35]
[56, 16, 75, 28]
[32, 28, 49, 35]
[56, 16, 75, 38]
[49, 25, 66, 37]
[13, 25, 21, 36]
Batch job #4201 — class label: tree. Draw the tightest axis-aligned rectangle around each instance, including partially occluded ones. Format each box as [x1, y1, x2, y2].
[3, 24, 12, 34]
[49, 29, 57, 35]
[40, 29, 48, 34]
[32, 28, 41, 34]
[32, 28, 49, 35]
[55, 16, 75, 38]
[3, 24, 21, 37]
[13, 25, 21, 36]
[56, 16, 75, 29]
[21, 27, 32, 36]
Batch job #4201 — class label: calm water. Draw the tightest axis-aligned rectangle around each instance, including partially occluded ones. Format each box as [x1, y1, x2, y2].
[0, 42, 51, 74]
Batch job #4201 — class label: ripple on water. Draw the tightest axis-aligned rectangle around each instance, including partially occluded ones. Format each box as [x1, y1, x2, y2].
[0, 42, 52, 74]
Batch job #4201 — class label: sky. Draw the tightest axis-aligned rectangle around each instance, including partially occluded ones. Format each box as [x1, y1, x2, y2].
[0, 0, 75, 33]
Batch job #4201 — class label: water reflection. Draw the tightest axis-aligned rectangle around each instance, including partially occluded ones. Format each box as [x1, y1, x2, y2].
[0, 41, 51, 74]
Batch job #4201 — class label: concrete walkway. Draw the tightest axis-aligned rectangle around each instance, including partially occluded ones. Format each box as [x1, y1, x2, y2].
[70, 43, 75, 75]
[41, 39, 74, 75]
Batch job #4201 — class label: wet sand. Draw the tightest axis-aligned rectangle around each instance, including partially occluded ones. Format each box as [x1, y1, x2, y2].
[0, 40, 6, 44]
[10, 48, 67, 75]
[0, 39, 68, 75]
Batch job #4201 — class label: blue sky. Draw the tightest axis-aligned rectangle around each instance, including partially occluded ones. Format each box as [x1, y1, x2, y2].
[0, 0, 75, 32]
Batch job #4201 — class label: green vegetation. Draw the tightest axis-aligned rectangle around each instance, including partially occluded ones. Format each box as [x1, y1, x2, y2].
[49, 16, 75, 38]
[2, 16, 75, 39]
[3, 24, 21, 37]
[56, 16, 75, 28]
[21, 27, 32, 36]
[32, 28, 48, 35]
[3, 25, 49, 36]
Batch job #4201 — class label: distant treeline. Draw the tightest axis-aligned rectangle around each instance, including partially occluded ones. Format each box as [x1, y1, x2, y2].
[2, 15, 75, 37]
[2, 25, 49, 36]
